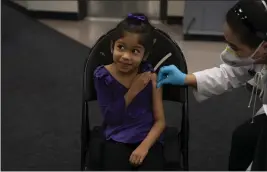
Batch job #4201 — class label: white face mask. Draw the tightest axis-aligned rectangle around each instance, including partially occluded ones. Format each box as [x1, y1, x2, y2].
[220, 41, 264, 67]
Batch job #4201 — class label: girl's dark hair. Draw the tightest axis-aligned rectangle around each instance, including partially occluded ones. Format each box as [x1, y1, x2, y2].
[226, 0, 267, 48]
[111, 13, 155, 57]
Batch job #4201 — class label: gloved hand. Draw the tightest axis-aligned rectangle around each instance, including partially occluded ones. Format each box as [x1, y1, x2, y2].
[156, 65, 186, 88]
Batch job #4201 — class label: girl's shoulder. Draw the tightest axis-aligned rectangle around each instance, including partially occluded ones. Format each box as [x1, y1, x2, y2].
[94, 65, 109, 79]
[139, 61, 154, 73]
[94, 65, 115, 85]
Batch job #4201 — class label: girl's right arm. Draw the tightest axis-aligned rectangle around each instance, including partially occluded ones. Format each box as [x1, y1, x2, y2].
[94, 77, 136, 125]
[94, 71, 152, 125]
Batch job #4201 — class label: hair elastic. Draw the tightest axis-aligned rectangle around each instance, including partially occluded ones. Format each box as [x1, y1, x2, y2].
[127, 13, 146, 21]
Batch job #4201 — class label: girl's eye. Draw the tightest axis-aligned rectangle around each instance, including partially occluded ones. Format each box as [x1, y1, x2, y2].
[117, 45, 125, 50]
[132, 49, 140, 54]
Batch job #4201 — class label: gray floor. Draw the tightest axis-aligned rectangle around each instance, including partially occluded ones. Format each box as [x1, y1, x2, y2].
[40, 18, 226, 74]
[2, 4, 90, 170]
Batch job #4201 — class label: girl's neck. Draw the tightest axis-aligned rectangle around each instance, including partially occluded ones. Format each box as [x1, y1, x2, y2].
[111, 63, 139, 78]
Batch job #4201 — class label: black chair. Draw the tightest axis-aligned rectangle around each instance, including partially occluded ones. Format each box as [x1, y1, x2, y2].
[81, 28, 189, 171]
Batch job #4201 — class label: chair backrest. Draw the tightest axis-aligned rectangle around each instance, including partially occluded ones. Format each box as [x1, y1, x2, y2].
[83, 28, 188, 103]
[81, 28, 190, 171]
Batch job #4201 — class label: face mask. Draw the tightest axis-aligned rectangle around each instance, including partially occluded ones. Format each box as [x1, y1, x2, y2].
[220, 41, 264, 67]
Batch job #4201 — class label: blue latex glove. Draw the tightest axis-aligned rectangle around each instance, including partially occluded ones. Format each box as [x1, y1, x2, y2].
[157, 65, 186, 88]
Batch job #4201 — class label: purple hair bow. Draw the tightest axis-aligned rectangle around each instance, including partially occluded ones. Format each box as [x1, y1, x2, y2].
[128, 13, 146, 21]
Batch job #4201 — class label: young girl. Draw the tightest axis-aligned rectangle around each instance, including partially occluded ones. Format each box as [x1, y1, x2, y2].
[93, 13, 166, 170]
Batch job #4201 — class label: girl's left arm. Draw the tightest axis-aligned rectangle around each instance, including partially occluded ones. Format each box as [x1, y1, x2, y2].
[129, 73, 166, 165]
[139, 72, 166, 149]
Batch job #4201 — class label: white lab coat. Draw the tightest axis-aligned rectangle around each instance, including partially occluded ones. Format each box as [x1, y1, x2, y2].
[193, 63, 267, 171]
[192, 63, 267, 116]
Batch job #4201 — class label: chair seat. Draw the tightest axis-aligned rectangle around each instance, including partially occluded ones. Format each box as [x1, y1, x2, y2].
[163, 127, 182, 170]
[85, 126, 182, 171]
[85, 126, 105, 171]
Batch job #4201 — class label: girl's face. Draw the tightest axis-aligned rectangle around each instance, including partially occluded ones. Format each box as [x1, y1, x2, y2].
[223, 22, 267, 63]
[112, 32, 145, 73]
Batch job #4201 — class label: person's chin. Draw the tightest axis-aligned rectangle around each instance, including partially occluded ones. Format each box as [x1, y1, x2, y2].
[116, 63, 132, 72]
[118, 67, 132, 73]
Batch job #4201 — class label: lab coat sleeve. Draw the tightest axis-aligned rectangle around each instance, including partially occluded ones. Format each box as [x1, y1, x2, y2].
[192, 64, 253, 102]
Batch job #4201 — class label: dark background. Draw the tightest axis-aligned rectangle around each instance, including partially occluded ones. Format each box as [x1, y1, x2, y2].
[1, 4, 90, 170]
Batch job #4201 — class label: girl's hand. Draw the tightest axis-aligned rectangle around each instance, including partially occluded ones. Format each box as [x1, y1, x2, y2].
[129, 72, 152, 95]
[129, 145, 149, 166]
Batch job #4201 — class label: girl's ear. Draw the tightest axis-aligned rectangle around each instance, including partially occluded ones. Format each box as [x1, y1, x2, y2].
[110, 41, 114, 53]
